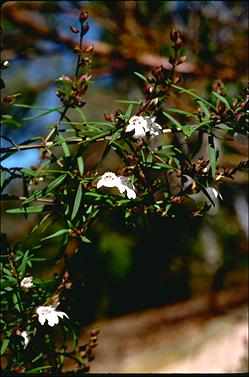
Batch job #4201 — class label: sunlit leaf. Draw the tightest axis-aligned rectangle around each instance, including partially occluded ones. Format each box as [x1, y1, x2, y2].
[77, 156, 84, 176]
[133, 71, 148, 82]
[0, 339, 9, 355]
[212, 91, 231, 110]
[41, 228, 68, 241]
[6, 205, 46, 214]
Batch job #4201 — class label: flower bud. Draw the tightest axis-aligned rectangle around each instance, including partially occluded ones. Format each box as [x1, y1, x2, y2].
[82, 22, 90, 35]
[79, 10, 88, 22]
[84, 45, 94, 53]
[177, 56, 186, 65]
[170, 29, 178, 42]
[70, 26, 80, 34]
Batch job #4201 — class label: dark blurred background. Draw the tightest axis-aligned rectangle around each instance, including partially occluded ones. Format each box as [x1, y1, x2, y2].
[1, 1, 248, 324]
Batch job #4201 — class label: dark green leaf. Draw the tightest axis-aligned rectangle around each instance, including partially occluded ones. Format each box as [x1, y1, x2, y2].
[208, 135, 217, 178]
[18, 250, 30, 278]
[71, 183, 83, 220]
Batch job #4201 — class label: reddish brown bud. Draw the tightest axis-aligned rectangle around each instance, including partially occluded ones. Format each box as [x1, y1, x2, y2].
[79, 10, 88, 22]
[82, 23, 90, 35]
[176, 37, 183, 48]
[173, 77, 181, 84]
[70, 26, 80, 34]
[84, 45, 94, 53]
[177, 56, 186, 65]
[170, 29, 178, 42]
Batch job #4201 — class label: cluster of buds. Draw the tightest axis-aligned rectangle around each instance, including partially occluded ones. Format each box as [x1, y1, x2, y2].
[56, 9, 93, 109]
[56, 73, 92, 108]
[77, 329, 100, 372]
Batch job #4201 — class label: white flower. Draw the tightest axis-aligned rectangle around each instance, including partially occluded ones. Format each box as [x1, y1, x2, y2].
[97, 172, 120, 189]
[118, 176, 137, 199]
[125, 115, 162, 139]
[20, 276, 33, 289]
[97, 172, 136, 199]
[36, 305, 69, 327]
[20, 331, 32, 349]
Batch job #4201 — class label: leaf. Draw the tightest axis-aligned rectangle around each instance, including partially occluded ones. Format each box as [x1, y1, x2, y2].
[172, 84, 216, 110]
[163, 111, 182, 129]
[182, 124, 203, 137]
[125, 104, 133, 120]
[21, 168, 39, 177]
[0, 170, 7, 188]
[115, 99, 142, 105]
[77, 156, 84, 176]
[208, 135, 217, 178]
[41, 228, 68, 241]
[18, 250, 30, 278]
[23, 174, 67, 204]
[134, 71, 148, 82]
[216, 123, 233, 131]
[166, 107, 195, 118]
[196, 100, 211, 119]
[212, 91, 231, 110]
[0, 339, 9, 355]
[71, 183, 83, 220]
[25, 366, 52, 374]
[80, 235, 92, 243]
[58, 134, 71, 157]
[1, 114, 21, 127]
[6, 205, 46, 214]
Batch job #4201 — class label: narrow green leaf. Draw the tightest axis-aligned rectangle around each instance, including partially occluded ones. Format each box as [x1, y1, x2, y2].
[71, 183, 83, 220]
[216, 123, 233, 131]
[196, 100, 211, 119]
[20, 168, 39, 177]
[80, 235, 92, 243]
[172, 84, 216, 110]
[166, 107, 195, 117]
[18, 250, 30, 278]
[58, 134, 71, 157]
[163, 111, 182, 129]
[0, 170, 7, 188]
[115, 99, 142, 105]
[23, 110, 58, 121]
[25, 366, 52, 374]
[125, 104, 133, 120]
[1, 115, 21, 127]
[212, 91, 231, 110]
[41, 228, 68, 241]
[0, 339, 9, 355]
[208, 135, 217, 177]
[46, 174, 67, 193]
[77, 156, 84, 176]
[6, 205, 46, 214]
[182, 124, 203, 137]
[134, 71, 148, 82]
